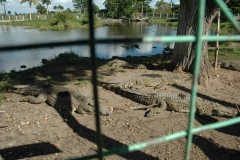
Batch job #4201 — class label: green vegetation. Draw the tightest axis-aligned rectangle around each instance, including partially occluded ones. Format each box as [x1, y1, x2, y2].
[210, 22, 236, 35]
[227, 0, 240, 14]
[0, 51, 107, 87]
[0, 44, 239, 100]
[150, 18, 178, 26]
[208, 46, 240, 61]
[20, 0, 41, 20]
[75, 79, 91, 86]
[103, 0, 151, 19]
[0, 91, 5, 103]
[209, 21, 240, 60]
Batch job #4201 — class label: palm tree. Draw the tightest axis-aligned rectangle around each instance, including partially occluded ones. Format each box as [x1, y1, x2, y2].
[53, 5, 57, 11]
[0, 0, 6, 15]
[42, 0, 51, 15]
[58, 5, 64, 11]
[20, 0, 41, 20]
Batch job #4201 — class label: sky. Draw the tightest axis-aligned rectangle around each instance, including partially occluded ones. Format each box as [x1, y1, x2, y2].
[2, 0, 179, 14]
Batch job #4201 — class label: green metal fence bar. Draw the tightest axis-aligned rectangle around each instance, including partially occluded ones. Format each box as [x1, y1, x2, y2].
[1, 35, 240, 51]
[83, 0, 239, 159]
[72, 116, 240, 160]
[0, 0, 239, 159]
[201, 35, 240, 41]
[88, 1, 103, 159]
[185, 0, 206, 159]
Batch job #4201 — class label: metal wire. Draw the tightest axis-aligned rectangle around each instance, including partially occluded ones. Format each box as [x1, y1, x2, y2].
[87, 0, 103, 160]
[72, 116, 240, 160]
[185, 0, 206, 159]
[1, 36, 240, 51]
[0, 0, 239, 159]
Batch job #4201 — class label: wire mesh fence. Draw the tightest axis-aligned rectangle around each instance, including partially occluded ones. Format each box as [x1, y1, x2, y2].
[0, 0, 240, 160]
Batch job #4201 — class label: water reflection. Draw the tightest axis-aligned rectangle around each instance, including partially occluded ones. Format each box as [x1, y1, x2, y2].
[0, 23, 177, 73]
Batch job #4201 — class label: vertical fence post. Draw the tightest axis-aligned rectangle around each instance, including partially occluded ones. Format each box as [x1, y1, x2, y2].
[185, 0, 206, 159]
[214, 9, 220, 70]
[88, 0, 103, 159]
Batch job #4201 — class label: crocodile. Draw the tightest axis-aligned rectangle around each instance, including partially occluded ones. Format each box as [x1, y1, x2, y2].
[101, 59, 147, 69]
[9, 84, 113, 120]
[98, 74, 185, 90]
[99, 84, 238, 118]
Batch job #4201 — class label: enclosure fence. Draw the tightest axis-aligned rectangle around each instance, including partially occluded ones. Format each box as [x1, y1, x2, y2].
[1, 0, 240, 160]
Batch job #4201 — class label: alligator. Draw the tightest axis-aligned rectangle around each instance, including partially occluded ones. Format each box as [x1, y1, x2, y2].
[98, 74, 185, 90]
[99, 83, 238, 118]
[9, 84, 113, 120]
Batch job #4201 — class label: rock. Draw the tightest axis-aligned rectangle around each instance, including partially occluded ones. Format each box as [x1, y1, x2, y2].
[0, 110, 8, 121]
[220, 61, 240, 72]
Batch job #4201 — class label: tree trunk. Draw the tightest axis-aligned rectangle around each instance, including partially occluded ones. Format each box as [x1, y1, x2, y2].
[3, 4, 5, 15]
[30, 6, 32, 20]
[171, 0, 227, 87]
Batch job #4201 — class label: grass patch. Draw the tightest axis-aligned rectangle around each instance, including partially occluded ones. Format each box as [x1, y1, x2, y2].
[110, 68, 116, 72]
[210, 22, 236, 35]
[119, 69, 126, 72]
[0, 51, 108, 89]
[51, 81, 70, 85]
[0, 91, 5, 103]
[208, 46, 240, 61]
[97, 75, 104, 80]
[150, 18, 178, 26]
[75, 79, 91, 86]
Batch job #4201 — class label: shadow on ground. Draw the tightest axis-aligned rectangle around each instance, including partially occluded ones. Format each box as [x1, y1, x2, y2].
[0, 142, 61, 159]
[172, 84, 237, 109]
[193, 135, 240, 160]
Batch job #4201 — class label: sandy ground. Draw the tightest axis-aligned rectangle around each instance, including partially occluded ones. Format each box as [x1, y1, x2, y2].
[0, 59, 240, 160]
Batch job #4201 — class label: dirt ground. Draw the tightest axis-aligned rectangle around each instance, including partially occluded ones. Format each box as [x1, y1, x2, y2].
[0, 59, 240, 160]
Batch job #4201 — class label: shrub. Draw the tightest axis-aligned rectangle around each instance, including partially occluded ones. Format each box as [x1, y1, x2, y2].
[55, 51, 80, 63]
[51, 12, 77, 26]
[49, 18, 59, 26]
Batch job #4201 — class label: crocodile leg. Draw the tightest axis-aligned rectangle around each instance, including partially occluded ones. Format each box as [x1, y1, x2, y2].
[145, 99, 167, 117]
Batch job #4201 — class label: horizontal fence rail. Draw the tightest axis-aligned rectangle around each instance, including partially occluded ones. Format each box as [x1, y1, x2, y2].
[1, 35, 240, 51]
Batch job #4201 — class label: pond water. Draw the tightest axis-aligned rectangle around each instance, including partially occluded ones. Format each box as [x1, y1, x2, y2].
[0, 22, 177, 73]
